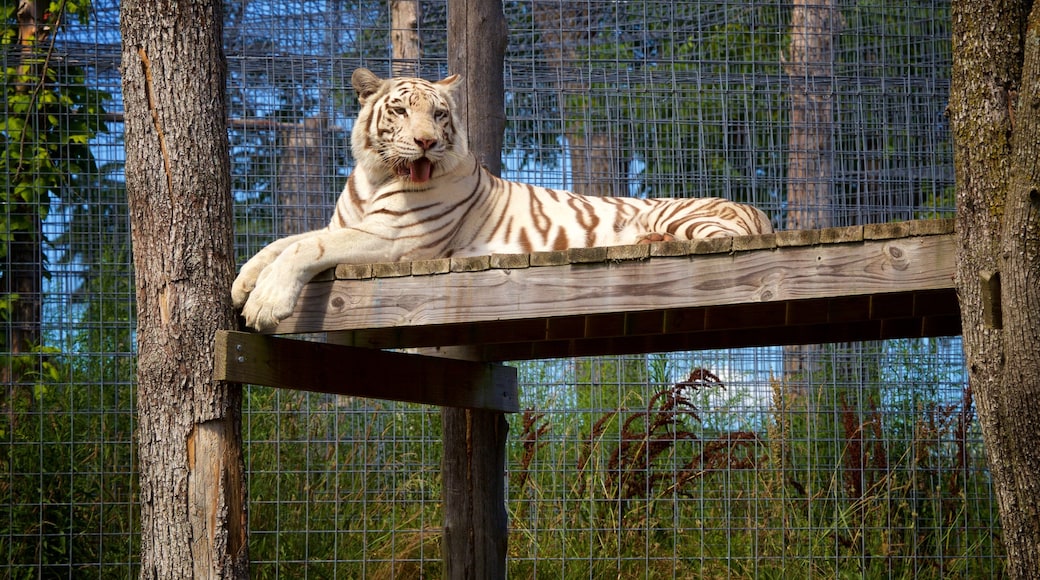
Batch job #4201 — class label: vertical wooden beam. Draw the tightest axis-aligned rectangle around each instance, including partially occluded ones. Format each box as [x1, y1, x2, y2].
[441, 406, 510, 579]
[448, 0, 507, 176]
[444, 1, 509, 577]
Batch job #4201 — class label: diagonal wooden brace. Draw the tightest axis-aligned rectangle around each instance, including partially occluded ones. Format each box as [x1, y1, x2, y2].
[214, 330, 519, 412]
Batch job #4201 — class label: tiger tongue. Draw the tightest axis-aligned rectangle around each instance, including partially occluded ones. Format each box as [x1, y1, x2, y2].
[409, 158, 433, 183]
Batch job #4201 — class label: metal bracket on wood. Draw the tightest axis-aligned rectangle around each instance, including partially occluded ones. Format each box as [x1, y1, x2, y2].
[214, 330, 519, 412]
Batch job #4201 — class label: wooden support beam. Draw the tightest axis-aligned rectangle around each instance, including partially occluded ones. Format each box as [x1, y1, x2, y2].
[445, 0, 510, 574]
[214, 330, 519, 412]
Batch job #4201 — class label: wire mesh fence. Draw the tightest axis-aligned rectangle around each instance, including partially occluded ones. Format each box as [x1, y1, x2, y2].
[1, 0, 998, 577]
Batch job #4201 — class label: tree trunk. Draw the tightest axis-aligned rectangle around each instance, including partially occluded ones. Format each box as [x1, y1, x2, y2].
[120, 1, 248, 577]
[784, 0, 841, 231]
[949, 2, 1040, 577]
[391, 0, 423, 77]
[533, 1, 619, 196]
[567, 131, 622, 197]
[2, 0, 47, 409]
[782, 0, 842, 383]
[443, 1, 509, 578]
[279, 116, 333, 234]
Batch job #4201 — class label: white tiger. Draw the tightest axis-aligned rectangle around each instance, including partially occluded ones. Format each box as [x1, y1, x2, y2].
[232, 68, 773, 330]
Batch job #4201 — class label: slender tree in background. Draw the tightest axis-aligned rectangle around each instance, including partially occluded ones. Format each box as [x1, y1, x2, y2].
[533, 0, 620, 196]
[278, 116, 333, 233]
[120, 0, 247, 576]
[1, 0, 104, 389]
[391, 0, 422, 76]
[785, 0, 841, 232]
[949, 2, 1040, 577]
[782, 0, 842, 383]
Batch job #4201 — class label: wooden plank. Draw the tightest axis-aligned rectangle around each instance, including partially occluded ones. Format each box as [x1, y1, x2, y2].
[313, 288, 960, 359]
[475, 314, 962, 361]
[214, 330, 519, 412]
[272, 234, 957, 336]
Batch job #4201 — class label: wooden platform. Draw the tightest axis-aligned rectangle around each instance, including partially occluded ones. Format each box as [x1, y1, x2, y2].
[262, 219, 959, 361]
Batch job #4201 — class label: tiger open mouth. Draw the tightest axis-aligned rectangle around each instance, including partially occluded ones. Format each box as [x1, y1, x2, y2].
[397, 157, 433, 183]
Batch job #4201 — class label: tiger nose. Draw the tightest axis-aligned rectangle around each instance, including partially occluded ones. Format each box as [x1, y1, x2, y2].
[414, 137, 437, 151]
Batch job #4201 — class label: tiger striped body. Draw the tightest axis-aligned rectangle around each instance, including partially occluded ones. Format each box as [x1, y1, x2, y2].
[233, 69, 772, 330]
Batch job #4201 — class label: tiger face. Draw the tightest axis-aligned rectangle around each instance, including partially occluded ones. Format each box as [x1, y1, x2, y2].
[350, 68, 468, 185]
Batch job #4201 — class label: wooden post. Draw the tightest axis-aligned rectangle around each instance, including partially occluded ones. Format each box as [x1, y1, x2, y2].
[443, 1, 509, 577]
[448, 0, 507, 176]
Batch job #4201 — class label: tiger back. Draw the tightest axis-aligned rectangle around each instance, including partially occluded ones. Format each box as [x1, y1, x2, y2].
[231, 68, 773, 330]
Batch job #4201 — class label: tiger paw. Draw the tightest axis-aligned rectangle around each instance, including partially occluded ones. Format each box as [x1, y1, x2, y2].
[232, 250, 279, 308]
[240, 289, 297, 331]
[238, 268, 305, 331]
[636, 232, 677, 244]
[231, 273, 256, 310]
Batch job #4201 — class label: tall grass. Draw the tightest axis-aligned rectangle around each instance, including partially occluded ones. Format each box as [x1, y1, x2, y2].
[3, 343, 1004, 578]
[503, 353, 1004, 579]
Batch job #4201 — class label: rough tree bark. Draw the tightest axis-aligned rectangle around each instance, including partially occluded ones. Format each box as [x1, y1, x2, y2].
[442, 1, 509, 578]
[121, 1, 248, 577]
[948, 2, 1040, 577]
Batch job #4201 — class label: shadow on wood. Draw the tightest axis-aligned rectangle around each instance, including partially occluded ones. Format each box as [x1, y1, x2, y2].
[215, 330, 519, 412]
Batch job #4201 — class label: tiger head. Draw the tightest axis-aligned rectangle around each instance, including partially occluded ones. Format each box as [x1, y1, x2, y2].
[351, 68, 469, 185]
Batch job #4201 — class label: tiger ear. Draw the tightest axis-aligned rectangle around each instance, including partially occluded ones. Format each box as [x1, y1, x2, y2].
[352, 68, 385, 104]
[436, 74, 462, 91]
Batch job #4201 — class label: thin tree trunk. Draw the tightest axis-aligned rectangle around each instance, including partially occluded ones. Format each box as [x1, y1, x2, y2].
[391, 0, 422, 77]
[2, 0, 47, 407]
[443, 1, 509, 577]
[785, 0, 840, 230]
[120, 0, 247, 577]
[782, 0, 842, 383]
[949, 2, 1040, 577]
[279, 116, 333, 234]
[533, 1, 620, 196]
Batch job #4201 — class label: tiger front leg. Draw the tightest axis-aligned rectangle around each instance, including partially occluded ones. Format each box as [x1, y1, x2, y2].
[232, 231, 317, 309]
[236, 228, 403, 331]
[238, 253, 312, 331]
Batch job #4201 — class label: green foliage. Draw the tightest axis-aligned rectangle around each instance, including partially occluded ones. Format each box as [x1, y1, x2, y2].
[502, 347, 1002, 578]
[610, 3, 788, 202]
[1, 0, 108, 251]
[238, 346, 1001, 578]
[1, 0, 110, 338]
[1, 3, 135, 576]
[0, 351, 138, 577]
[245, 388, 444, 579]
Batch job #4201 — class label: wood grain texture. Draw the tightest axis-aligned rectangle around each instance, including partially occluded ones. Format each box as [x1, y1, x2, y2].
[273, 233, 957, 336]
